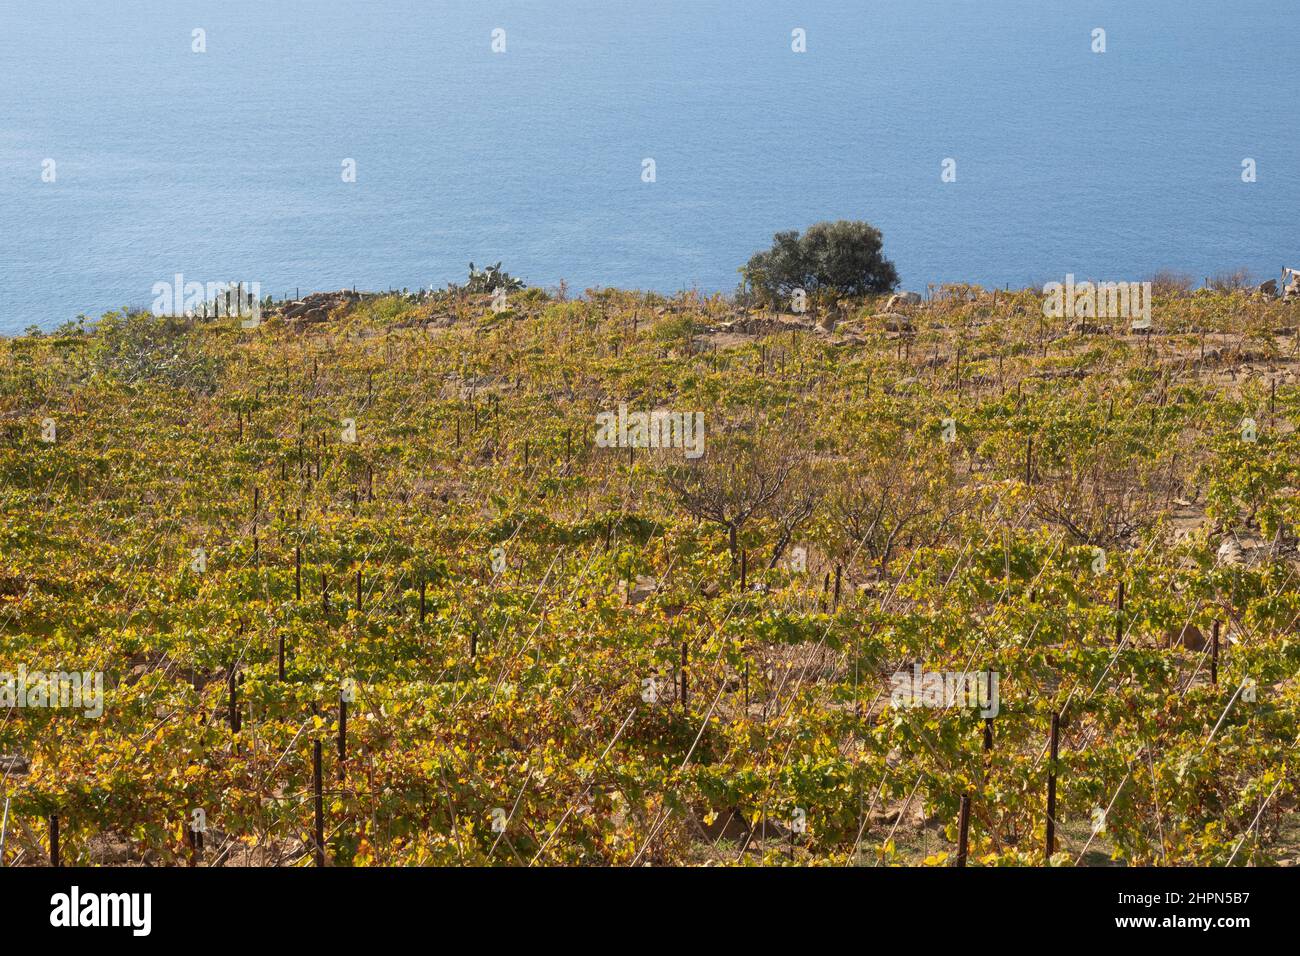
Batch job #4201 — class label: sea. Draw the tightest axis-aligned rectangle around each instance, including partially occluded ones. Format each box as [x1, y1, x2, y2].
[1, 0, 1296, 332]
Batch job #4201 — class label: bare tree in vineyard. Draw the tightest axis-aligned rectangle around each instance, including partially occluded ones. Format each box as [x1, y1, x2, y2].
[1029, 430, 1170, 546]
[661, 423, 809, 563]
[825, 430, 958, 578]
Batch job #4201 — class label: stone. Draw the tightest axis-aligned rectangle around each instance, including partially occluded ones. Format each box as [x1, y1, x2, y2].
[1165, 622, 1206, 651]
[623, 575, 658, 605]
[0, 754, 29, 774]
[87, 832, 132, 864]
[1216, 538, 1244, 566]
[885, 291, 923, 310]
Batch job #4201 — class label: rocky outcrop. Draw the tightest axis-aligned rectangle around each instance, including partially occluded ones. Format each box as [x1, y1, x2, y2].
[874, 312, 913, 333]
[708, 315, 814, 336]
[278, 289, 365, 325]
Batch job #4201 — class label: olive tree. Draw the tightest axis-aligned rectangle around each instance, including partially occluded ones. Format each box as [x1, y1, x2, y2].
[741, 220, 899, 305]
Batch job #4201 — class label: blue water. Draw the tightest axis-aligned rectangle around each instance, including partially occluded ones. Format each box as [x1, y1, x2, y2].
[1, 0, 1296, 332]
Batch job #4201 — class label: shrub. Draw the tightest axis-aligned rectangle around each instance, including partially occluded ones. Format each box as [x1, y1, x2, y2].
[741, 220, 899, 304]
[85, 310, 225, 394]
[1149, 270, 1195, 295]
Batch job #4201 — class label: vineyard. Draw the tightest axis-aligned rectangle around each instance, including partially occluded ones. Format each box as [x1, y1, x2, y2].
[1, 284, 1298, 867]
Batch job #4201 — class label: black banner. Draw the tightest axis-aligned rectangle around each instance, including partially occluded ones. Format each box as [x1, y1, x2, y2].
[0, 865, 1277, 942]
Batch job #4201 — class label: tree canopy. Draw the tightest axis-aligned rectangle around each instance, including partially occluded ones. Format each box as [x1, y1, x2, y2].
[742, 220, 900, 301]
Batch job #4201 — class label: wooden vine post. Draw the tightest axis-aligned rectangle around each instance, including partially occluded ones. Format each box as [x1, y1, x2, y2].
[338, 689, 348, 782]
[1115, 581, 1125, 644]
[680, 642, 689, 709]
[1045, 712, 1061, 862]
[313, 723, 325, 867]
[956, 794, 971, 867]
[228, 665, 240, 734]
[1211, 620, 1220, 685]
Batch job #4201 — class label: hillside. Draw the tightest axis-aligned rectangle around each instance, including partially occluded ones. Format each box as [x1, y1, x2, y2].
[1, 285, 1298, 866]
